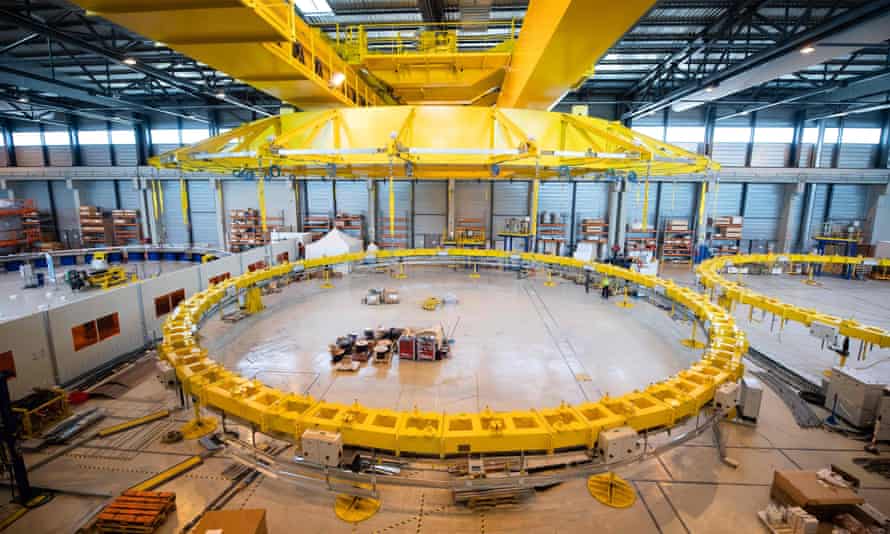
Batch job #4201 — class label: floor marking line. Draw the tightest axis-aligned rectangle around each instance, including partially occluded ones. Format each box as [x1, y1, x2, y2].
[655, 482, 691, 534]
[631, 481, 664, 534]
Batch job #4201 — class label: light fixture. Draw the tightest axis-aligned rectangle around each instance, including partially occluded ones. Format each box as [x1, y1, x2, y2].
[215, 91, 226, 99]
[154, 41, 166, 48]
[17, 96, 29, 103]
[123, 57, 137, 65]
[800, 45, 816, 55]
[704, 85, 716, 93]
[741, 110, 750, 116]
[330, 72, 346, 88]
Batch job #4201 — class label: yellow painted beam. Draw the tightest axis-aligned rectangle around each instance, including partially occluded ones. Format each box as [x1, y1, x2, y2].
[98, 409, 170, 437]
[129, 455, 203, 492]
[498, 0, 656, 109]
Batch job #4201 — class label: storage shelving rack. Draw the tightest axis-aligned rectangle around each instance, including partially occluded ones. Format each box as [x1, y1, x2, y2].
[708, 216, 743, 257]
[112, 209, 141, 246]
[536, 219, 566, 255]
[661, 219, 693, 264]
[79, 205, 111, 247]
[380, 216, 410, 249]
[335, 213, 364, 242]
[228, 208, 266, 252]
[625, 226, 658, 256]
[304, 214, 332, 242]
[578, 218, 608, 245]
[22, 206, 42, 249]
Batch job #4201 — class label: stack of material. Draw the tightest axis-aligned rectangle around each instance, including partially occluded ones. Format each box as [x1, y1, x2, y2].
[453, 486, 535, 509]
[667, 219, 689, 232]
[579, 218, 608, 243]
[95, 491, 176, 534]
[79, 205, 111, 247]
[228, 208, 266, 251]
[712, 216, 743, 238]
[663, 218, 692, 263]
[363, 288, 399, 305]
[112, 209, 141, 245]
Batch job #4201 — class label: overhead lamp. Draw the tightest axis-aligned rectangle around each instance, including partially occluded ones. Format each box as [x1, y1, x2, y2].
[741, 110, 750, 116]
[704, 85, 717, 93]
[215, 91, 226, 99]
[17, 96, 29, 103]
[123, 57, 137, 65]
[800, 45, 816, 55]
[330, 72, 346, 88]
[295, 0, 333, 16]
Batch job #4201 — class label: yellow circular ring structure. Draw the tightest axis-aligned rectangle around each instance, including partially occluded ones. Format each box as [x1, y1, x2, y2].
[160, 249, 746, 457]
[697, 254, 890, 350]
[150, 106, 716, 178]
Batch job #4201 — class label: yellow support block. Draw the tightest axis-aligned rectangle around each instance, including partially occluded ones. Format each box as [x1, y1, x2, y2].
[129, 455, 203, 492]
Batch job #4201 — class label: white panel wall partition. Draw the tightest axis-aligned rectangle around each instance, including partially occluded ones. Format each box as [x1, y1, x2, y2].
[48, 284, 143, 384]
[51, 180, 79, 248]
[270, 240, 297, 265]
[139, 265, 201, 340]
[413, 181, 446, 246]
[265, 180, 297, 231]
[492, 182, 529, 240]
[0, 314, 56, 401]
[199, 254, 242, 289]
[241, 246, 269, 271]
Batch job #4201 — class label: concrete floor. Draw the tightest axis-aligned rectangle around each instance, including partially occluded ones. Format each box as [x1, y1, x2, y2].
[8, 265, 890, 533]
[201, 267, 701, 412]
[0, 260, 194, 323]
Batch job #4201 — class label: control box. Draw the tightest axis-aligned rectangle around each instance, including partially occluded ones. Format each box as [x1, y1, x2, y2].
[739, 377, 763, 420]
[596, 426, 641, 463]
[300, 429, 343, 467]
[714, 382, 740, 411]
[156, 360, 176, 389]
[398, 335, 416, 360]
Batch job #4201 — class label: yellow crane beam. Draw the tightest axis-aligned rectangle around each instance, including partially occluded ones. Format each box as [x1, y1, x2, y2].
[73, 0, 390, 109]
[497, 0, 656, 110]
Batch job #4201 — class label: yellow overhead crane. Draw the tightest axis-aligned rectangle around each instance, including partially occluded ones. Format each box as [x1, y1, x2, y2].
[73, 0, 392, 109]
[74, 0, 654, 110]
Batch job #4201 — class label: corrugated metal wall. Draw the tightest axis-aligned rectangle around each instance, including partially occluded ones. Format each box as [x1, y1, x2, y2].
[818, 145, 835, 168]
[188, 180, 218, 246]
[334, 181, 368, 217]
[492, 182, 529, 236]
[264, 181, 297, 231]
[787, 189, 804, 249]
[51, 181, 79, 247]
[306, 181, 333, 216]
[626, 181, 657, 229]
[455, 182, 490, 232]
[712, 143, 747, 167]
[810, 184, 829, 235]
[750, 144, 789, 167]
[161, 180, 189, 245]
[798, 144, 814, 167]
[116, 180, 141, 211]
[77, 180, 117, 209]
[537, 182, 571, 240]
[114, 145, 139, 167]
[837, 145, 876, 169]
[711, 182, 743, 215]
[743, 183, 783, 240]
[14, 146, 44, 167]
[574, 182, 609, 219]
[10, 181, 51, 212]
[414, 181, 446, 246]
[47, 146, 72, 166]
[377, 180, 411, 240]
[658, 182, 696, 224]
[82, 145, 111, 166]
[828, 184, 868, 223]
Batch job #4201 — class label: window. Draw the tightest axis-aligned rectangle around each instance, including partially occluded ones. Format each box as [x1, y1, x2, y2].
[823, 128, 840, 144]
[155, 288, 186, 318]
[181, 128, 209, 144]
[111, 130, 136, 145]
[0, 351, 16, 379]
[632, 126, 665, 141]
[276, 252, 290, 264]
[666, 126, 705, 143]
[150, 129, 180, 144]
[96, 313, 120, 340]
[753, 127, 794, 143]
[209, 272, 230, 286]
[803, 128, 819, 144]
[78, 130, 109, 145]
[11, 132, 41, 146]
[713, 127, 751, 143]
[43, 131, 70, 146]
[842, 128, 882, 144]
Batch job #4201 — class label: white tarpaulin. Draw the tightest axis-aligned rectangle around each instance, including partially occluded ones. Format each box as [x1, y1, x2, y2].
[305, 229, 363, 273]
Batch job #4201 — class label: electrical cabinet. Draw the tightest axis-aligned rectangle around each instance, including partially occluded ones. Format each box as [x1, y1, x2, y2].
[596, 426, 640, 463]
[301, 429, 343, 467]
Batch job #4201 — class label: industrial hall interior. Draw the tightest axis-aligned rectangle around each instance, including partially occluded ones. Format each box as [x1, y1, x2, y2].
[4, 0, 890, 533]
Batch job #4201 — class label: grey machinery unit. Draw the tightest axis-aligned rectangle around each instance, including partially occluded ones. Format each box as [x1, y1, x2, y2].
[824, 367, 887, 428]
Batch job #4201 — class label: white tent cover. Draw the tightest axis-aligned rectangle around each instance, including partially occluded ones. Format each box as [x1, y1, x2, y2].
[305, 229, 363, 272]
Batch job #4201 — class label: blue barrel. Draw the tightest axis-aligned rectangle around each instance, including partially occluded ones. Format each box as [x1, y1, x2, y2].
[163, 252, 178, 262]
[148, 251, 161, 261]
[108, 252, 122, 263]
[61, 255, 76, 266]
[35, 257, 47, 268]
[130, 251, 145, 261]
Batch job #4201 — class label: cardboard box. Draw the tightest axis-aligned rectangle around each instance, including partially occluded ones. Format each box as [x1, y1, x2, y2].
[771, 471, 863, 514]
[193, 509, 268, 534]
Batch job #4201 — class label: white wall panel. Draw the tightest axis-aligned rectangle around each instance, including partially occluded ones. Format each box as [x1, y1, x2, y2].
[306, 181, 333, 216]
[743, 183, 783, 240]
[51, 181, 79, 247]
[0, 314, 56, 401]
[139, 266, 200, 340]
[750, 144, 789, 167]
[161, 180, 189, 245]
[82, 145, 112, 166]
[837, 144, 876, 169]
[810, 184, 829, 235]
[48, 284, 143, 384]
[712, 182, 743, 216]
[335, 181, 368, 217]
[199, 254, 241, 289]
[819, 144, 836, 168]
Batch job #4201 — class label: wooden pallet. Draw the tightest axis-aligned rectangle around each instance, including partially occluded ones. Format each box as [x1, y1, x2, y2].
[95, 491, 176, 534]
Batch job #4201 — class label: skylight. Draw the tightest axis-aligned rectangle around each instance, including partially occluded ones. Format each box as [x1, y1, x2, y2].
[295, 0, 333, 16]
